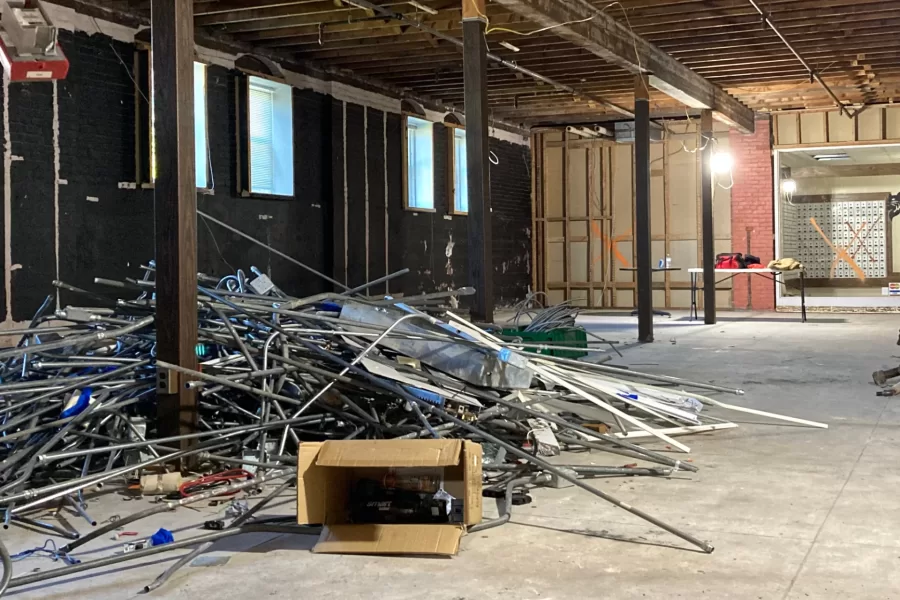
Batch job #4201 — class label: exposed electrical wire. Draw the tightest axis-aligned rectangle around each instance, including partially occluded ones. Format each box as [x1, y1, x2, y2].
[486, 13, 597, 36]
[200, 213, 236, 273]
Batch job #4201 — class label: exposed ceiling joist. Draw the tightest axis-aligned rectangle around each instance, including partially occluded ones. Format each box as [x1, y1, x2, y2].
[492, 0, 756, 132]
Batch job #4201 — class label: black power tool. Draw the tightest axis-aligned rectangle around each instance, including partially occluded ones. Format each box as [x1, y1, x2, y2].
[350, 479, 463, 524]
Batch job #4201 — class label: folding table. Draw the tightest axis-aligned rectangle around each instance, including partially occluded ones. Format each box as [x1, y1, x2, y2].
[688, 268, 807, 323]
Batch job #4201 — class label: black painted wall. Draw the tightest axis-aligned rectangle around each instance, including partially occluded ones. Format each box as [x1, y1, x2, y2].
[0, 28, 531, 322]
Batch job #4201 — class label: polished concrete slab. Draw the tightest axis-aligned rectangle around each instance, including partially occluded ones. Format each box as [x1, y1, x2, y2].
[3, 311, 897, 600]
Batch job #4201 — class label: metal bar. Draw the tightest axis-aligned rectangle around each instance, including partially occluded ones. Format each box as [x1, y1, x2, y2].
[198, 210, 353, 292]
[746, 0, 858, 117]
[701, 110, 717, 324]
[463, 11, 494, 323]
[634, 76, 654, 343]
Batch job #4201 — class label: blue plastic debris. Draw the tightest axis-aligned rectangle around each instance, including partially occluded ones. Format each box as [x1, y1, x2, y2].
[401, 385, 445, 407]
[149, 528, 174, 547]
[60, 388, 93, 419]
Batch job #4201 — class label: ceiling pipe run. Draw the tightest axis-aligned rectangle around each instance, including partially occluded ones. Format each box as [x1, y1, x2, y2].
[342, 0, 634, 118]
[747, 0, 860, 118]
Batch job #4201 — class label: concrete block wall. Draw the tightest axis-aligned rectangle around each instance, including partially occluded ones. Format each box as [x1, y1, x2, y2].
[0, 28, 532, 326]
[730, 118, 775, 310]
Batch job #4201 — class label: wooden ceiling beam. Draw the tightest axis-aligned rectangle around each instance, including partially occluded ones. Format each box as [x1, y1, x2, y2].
[202, 6, 402, 31]
[648, 15, 900, 47]
[493, 0, 754, 132]
[626, 0, 895, 31]
[194, 1, 318, 17]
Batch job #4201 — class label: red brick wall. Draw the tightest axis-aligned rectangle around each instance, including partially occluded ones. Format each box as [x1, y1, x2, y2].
[730, 118, 775, 310]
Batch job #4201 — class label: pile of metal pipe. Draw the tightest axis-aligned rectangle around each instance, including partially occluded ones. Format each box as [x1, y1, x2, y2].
[0, 261, 827, 580]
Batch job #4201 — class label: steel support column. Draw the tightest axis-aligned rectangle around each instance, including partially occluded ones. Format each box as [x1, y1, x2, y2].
[634, 76, 653, 342]
[700, 110, 717, 324]
[463, 0, 493, 323]
[152, 0, 199, 447]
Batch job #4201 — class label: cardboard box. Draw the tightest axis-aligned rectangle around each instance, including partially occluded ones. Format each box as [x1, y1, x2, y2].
[297, 439, 482, 556]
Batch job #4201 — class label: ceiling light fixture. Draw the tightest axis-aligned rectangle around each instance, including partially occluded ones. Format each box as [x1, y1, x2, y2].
[813, 153, 850, 161]
[407, 1, 438, 15]
[781, 179, 797, 194]
[499, 41, 521, 52]
[711, 151, 734, 174]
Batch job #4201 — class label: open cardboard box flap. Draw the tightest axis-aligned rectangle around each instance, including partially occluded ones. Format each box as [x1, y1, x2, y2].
[315, 439, 463, 468]
[297, 440, 482, 556]
[313, 524, 462, 555]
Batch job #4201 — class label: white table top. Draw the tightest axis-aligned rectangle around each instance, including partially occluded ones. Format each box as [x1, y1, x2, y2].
[687, 267, 804, 273]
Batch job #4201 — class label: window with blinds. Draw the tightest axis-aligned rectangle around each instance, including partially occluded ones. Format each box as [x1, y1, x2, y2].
[249, 84, 275, 194]
[247, 76, 294, 196]
[453, 128, 468, 214]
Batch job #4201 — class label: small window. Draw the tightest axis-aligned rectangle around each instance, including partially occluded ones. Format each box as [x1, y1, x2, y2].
[248, 76, 294, 196]
[453, 128, 468, 214]
[405, 116, 434, 210]
[193, 62, 208, 189]
[147, 60, 209, 188]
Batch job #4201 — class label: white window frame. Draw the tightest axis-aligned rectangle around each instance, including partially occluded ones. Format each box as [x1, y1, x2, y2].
[247, 75, 294, 197]
[405, 116, 435, 211]
[452, 127, 468, 215]
[193, 62, 209, 190]
[149, 60, 210, 190]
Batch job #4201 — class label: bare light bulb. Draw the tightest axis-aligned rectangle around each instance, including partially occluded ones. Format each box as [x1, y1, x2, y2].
[781, 179, 797, 194]
[710, 152, 733, 174]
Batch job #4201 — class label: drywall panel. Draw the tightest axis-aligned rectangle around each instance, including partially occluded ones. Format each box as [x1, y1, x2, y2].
[887, 107, 900, 139]
[799, 112, 826, 144]
[858, 109, 883, 141]
[670, 240, 697, 280]
[547, 242, 564, 282]
[827, 111, 855, 142]
[652, 240, 666, 282]
[544, 147, 564, 218]
[547, 221, 564, 239]
[612, 144, 633, 236]
[568, 147, 588, 218]
[570, 241, 589, 282]
[669, 134, 698, 238]
[653, 290, 665, 307]
[592, 289, 608, 307]
[671, 290, 691, 308]
[776, 114, 799, 145]
[547, 289, 565, 305]
[616, 289, 634, 307]
[570, 289, 588, 307]
[618, 241, 634, 282]
[569, 221, 588, 237]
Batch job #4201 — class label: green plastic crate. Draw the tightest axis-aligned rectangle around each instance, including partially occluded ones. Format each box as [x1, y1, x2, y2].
[500, 327, 588, 359]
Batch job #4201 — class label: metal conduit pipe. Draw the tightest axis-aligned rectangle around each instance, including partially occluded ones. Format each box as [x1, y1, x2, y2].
[158, 301, 715, 553]
[341, 0, 634, 118]
[58, 468, 295, 554]
[747, 0, 860, 117]
[469, 473, 551, 533]
[6, 523, 318, 593]
[142, 477, 298, 593]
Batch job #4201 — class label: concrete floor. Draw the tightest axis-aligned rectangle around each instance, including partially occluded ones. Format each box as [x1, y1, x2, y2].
[5, 311, 899, 600]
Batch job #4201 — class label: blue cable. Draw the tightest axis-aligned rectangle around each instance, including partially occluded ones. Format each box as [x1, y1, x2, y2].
[10, 539, 80, 566]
